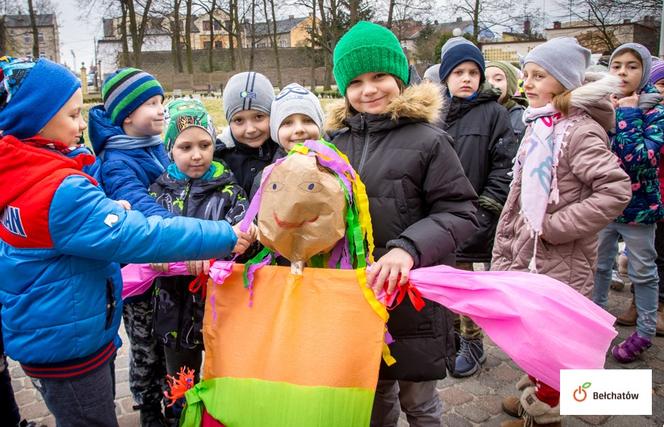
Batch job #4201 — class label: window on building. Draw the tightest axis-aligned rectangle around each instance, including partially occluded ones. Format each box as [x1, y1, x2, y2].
[204, 41, 211, 49]
[203, 21, 211, 31]
[214, 41, 223, 48]
[38, 32, 44, 42]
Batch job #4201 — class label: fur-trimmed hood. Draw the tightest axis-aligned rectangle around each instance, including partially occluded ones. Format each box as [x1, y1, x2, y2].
[324, 81, 445, 133]
[567, 72, 621, 131]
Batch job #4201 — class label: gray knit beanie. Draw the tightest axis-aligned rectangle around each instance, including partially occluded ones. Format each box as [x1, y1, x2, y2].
[222, 71, 274, 121]
[524, 37, 591, 90]
[423, 64, 441, 83]
[269, 83, 324, 147]
[610, 43, 653, 92]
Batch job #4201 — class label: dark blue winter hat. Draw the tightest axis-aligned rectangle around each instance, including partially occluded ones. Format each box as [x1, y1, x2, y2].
[0, 57, 80, 139]
[438, 37, 486, 84]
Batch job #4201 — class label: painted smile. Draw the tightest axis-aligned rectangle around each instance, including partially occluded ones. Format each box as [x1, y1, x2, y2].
[273, 212, 319, 229]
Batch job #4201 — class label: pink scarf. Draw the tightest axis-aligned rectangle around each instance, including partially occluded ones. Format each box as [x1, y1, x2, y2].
[513, 104, 569, 272]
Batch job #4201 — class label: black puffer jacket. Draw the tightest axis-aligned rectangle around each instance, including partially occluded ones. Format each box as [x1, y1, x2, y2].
[440, 83, 518, 263]
[214, 130, 281, 198]
[149, 162, 248, 350]
[326, 82, 479, 381]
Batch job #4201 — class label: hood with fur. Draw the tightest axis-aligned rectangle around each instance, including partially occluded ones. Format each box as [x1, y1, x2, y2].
[566, 72, 621, 131]
[324, 81, 445, 133]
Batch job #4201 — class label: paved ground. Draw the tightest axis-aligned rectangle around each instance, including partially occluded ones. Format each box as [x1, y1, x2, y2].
[8, 280, 663, 427]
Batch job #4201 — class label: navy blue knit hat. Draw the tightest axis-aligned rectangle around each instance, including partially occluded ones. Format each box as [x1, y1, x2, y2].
[102, 68, 164, 126]
[0, 57, 80, 139]
[438, 37, 486, 84]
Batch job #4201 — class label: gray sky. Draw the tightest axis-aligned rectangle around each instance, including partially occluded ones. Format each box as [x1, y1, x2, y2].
[58, 0, 101, 69]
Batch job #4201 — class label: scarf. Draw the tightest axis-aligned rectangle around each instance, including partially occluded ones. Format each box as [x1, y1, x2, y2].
[98, 134, 163, 159]
[513, 104, 569, 272]
[167, 161, 216, 181]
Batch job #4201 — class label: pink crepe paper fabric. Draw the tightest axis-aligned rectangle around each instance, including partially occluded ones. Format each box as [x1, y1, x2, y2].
[122, 262, 617, 390]
[120, 261, 234, 300]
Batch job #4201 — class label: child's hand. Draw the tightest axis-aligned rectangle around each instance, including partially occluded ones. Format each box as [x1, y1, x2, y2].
[366, 248, 414, 296]
[611, 93, 639, 109]
[232, 223, 257, 255]
[186, 259, 210, 276]
[115, 200, 132, 210]
[150, 263, 170, 273]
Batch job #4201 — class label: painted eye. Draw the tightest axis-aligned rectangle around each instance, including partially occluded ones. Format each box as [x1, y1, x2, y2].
[299, 181, 322, 192]
[268, 182, 283, 192]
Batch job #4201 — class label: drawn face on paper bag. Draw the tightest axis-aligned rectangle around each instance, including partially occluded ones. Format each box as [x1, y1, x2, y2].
[257, 154, 346, 263]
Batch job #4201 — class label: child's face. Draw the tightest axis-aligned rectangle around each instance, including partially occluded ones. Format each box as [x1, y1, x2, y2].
[522, 63, 565, 108]
[655, 79, 664, 96]
[446, 61, 481, 98]
[485, 67, 508, 103]
[346, 72, 401, 114]
[229, 110, 270, 148]
[610, 51, 643, 96]
[40, 88, 87, 147]
[171, 127, 214, 179]
[278, 114, 320, 152]
[123, 95, 165, 137]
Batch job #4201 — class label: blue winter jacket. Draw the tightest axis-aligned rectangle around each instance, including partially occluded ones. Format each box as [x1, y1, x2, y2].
[88, 106, 174, 218]
[0, 135, 237, 367]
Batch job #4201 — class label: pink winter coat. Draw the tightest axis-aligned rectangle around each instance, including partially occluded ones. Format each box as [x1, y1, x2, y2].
[491, 75, 632, 296]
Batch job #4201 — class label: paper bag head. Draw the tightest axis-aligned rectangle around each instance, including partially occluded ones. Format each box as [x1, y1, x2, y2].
[257, 154, 346, 263]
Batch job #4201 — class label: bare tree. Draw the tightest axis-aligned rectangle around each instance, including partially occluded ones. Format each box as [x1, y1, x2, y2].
[122, 0, 155, 67]
[27, 0, 40, 58]
[183, 0, 193, 73]
[249, 0, 256, 68]
[262, 0, 281, 87]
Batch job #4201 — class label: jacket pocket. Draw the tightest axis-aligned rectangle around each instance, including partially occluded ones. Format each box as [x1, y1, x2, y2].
[393, 180, 411, 227]
[104, 278, 117, 330]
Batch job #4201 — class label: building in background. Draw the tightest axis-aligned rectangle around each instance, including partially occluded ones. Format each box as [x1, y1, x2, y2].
[0, 14, 60, 62]
[243, 15, 316, 48]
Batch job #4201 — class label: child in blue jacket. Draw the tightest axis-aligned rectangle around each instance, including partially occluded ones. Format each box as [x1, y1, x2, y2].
[0, 57, 254, 427]
[88, 68, 180, 425]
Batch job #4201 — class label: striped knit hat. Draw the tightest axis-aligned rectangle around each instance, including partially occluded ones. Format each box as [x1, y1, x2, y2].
[222, 71, 274, 122]
[102, 68, 164, 126]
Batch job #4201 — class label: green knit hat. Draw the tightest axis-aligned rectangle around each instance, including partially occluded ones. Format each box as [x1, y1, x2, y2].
[333, 21, 409, 96]
[486, 61, 519, 100]
[163, 98, 216, 154]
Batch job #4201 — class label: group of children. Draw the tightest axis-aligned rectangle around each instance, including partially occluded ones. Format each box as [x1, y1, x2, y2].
[0, 18, 663, 427]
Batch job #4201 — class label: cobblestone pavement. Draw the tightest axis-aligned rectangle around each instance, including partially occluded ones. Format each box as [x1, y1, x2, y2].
[9, 282, 663, 427]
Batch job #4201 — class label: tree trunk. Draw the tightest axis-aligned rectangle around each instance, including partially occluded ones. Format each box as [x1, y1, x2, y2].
[387, 0, 395, 29]
[231, 0, 245, 69]
[249, 0, 256, 69]
[124, 0, 141, 66]
[208, 0, 216, 72]
[317, 0, 332, 90]
[27, 0, 39, 59]
[472, 0, 480, 43]
[227, 0, 236, 70]
[268, 0, 282, 87]
[309, 0, 316, 91]
[184, 0, 193, 74]
[349, 0, 359, 26]
[120, 0, 130, 66]
[172, 0, 183, 72]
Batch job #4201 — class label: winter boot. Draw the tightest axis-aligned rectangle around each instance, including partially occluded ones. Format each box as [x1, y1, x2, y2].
[500, 386, 561, 427]
[451, 337, 486, 377]
[616, 298, 637, 326]
[656, 304, 664, 337]
[612, 331, 652, 363]
[503, 375, 536, 417]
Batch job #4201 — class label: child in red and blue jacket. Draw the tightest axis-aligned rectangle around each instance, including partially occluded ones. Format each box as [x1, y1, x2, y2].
[0, 57, 254, 427]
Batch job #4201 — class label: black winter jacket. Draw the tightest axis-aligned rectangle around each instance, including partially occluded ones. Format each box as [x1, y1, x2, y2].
[214, 132, 281, 197]
[440, 84, 518, 262]
[149, 162, 248, 350]
[327, 82, 479, 381]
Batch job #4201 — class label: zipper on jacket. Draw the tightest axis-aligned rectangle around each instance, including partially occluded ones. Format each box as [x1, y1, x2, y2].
[148, 148, 166, 172]
[182, 181, 193, 216]
[357, 114, 370, 175]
